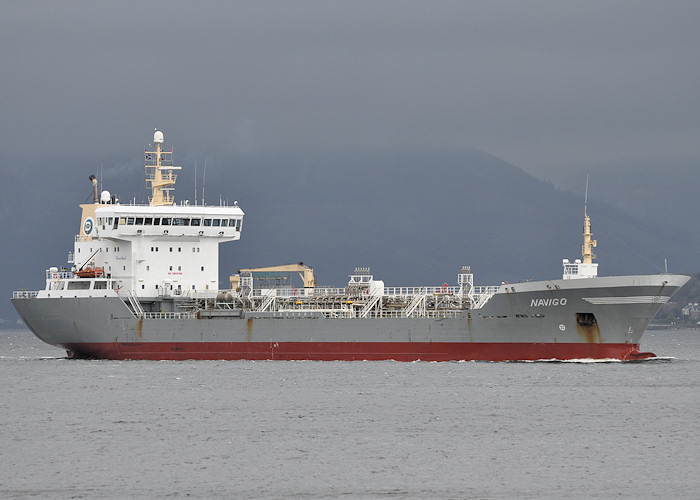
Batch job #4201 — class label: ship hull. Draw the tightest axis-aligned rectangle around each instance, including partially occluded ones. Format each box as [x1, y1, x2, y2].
[58, 341, 649, 361]
[11, 274, 688, 361]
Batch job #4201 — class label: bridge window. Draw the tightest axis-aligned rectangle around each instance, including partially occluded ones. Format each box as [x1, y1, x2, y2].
[135, 217, 144, 225]
[144, 218, 152, 225]
[191, 218, 201, 226]
[204, 219, 212, 226]
[212, 219, 220, 227]
[173, 218, 184, 226]
[127, 218, 134, 225]
[153, 218, 160, 225]
[221, 219, 228, 227]
[162, 218, 171, 226]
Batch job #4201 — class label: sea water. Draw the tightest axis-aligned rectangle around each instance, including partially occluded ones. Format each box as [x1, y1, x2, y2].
[1, 328, 699, 499]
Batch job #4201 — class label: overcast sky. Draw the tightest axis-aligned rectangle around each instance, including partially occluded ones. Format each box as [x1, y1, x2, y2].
[2, 1, 699, 181]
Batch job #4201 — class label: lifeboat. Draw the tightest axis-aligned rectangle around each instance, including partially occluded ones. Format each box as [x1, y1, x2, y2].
[75, 267, 104, 278]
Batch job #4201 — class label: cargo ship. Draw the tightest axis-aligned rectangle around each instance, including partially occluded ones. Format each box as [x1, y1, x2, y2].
[11, 131, 689, 361]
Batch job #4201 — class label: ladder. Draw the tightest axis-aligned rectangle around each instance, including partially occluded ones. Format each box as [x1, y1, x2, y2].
[359, 293, 382, 318]
[403, 289, 426, 318]
[257, 290, 276, 312]
[127, 290, 145, 318]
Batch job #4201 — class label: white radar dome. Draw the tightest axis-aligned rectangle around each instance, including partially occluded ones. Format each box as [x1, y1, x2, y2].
[100, 190, 111, 203]
[154, 130, 164, 143]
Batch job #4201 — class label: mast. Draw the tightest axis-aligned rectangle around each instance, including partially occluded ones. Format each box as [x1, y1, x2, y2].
[145, 130, 181, 206]
[582, 175, 597, 264]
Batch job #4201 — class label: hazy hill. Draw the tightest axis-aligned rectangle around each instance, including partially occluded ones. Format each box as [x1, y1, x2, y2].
[547, 158, 700, 249]
[2, 148, 698, 326]
[223, 150, 698, 287]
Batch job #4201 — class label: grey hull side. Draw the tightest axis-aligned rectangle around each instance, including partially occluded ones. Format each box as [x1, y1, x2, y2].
[12, 274, 689, 358]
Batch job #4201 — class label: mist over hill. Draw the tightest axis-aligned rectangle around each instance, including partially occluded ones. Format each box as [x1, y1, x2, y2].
[222, 150, 698, 284]
[2, 148, 698, 326]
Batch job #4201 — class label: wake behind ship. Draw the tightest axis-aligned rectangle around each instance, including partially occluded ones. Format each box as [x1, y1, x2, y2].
[11, 131, 689, 361]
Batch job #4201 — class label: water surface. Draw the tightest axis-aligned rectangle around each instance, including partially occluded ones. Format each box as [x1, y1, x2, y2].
[1, 328, 699, 499]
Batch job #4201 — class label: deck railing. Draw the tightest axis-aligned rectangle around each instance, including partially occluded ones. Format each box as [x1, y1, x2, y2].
[45, 270, 72, 280]
[143, 312, 197, 320]
[246, 285, 500, 299]
[320, 309, 461, 319]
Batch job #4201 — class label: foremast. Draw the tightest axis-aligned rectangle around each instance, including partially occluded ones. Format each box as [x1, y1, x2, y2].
[582, 178, 597, 265]
[563, 178, 598, 279]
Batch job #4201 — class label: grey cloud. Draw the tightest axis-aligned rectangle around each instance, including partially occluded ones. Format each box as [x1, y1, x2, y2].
[2, 1, 699, 173]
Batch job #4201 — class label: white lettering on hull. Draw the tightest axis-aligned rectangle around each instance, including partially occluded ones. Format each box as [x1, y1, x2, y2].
[530, 298, 568, 307]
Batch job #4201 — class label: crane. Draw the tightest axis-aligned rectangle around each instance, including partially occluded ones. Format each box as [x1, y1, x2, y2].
[233, 262, 316, 289]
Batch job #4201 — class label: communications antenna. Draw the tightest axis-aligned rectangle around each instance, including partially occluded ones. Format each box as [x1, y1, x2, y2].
[202, 159, 207, 205]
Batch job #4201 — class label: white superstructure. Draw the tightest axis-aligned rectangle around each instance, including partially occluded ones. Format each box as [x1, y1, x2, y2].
[72, 130, 244, 297]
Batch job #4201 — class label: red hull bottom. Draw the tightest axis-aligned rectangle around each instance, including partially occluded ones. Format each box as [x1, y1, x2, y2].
[62, 341, 654, 362]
